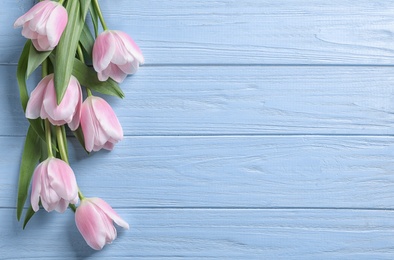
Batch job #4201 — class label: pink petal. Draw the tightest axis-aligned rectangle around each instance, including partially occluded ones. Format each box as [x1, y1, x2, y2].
[42, 76, 80, 123]
[13, 1, 49, 28]
[102, 141, 115, 151]
[47, 158, 78, 202]
[25, 74, 52, 119]
[22, 22, 39, 39]
[55, 198, 69, 213]
[28, 3, 54, 35]
[45, 4, 68, 47]
[118, 59, 139, 75]
[101, 63, 128, 83]
[81, 97, 96, 152]
[115, 31, 144, 64]
[91, 97, 123, 143]
[75, 200, 108, 250]
[30, 161, 46, 212]
[93, 31, 116, 73]
[68, 85, 82, 131]
[90, 197, 129, 229]
[40, 166, 61, 212]
[34, 35, 52, 51]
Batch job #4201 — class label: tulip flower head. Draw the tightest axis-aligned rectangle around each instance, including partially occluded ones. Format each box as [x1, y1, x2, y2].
[75, 197, 129, 250]
[14, 0, 68, 51]
[80, 96, 123, 152]
[25, 74, 82, 131]
[93, 30, 144, 83]
[31, 157, 78, 213]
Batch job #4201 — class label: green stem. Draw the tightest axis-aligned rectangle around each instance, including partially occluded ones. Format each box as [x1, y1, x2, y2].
[45, 120, 53, 157]
[58, 0, 65, 5]
[93, 0, 108, 31]
[78, 190, 85, 200]
[41, 59, 48, 78]
[77, 44, 85, 63]
[69, 204, 77, 212]
[56, 126, 69, 164]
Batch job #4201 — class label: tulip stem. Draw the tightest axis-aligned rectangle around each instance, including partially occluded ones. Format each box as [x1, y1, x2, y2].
[77, 44, 85, 63]
[78, 189, 85, 200]
[93, 0, 108, 31]
[58, 0, 65, 5]
[56, 126, 69, 164]
[45, 120, 53, 157]
[41, 59, 48, 78]
[69, 204, 76, 212]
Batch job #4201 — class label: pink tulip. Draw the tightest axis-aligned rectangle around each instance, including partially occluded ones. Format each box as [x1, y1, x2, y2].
[93, 30, 144, 83]
[14, 0, 68, 51]
[80, 96, 123, 152]
[31, 157, 78, 213]
[26, 74, 82, 131]
[75, 197, 129, 250]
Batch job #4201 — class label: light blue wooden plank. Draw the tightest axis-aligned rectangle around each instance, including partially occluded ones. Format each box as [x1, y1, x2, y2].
[3, 65, 394, 136]
[4, 0, 394, 64]
[3, 135, 394, 209]
[2, 208, 394, 259]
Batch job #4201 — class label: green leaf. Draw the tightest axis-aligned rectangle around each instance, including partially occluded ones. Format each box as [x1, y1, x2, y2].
[73, 126, 88, 153]
[26, 44, 51, 78]
[72, 58, 125, 98]
[23, 205, 36, 229]
[80, 23, 95, 58]
[16, 41, 31, 111]
[54, 0, 91, 104]
[89, 2, 99, 37]
[80, 0, 91, 21]
[17, 126, 41, 221]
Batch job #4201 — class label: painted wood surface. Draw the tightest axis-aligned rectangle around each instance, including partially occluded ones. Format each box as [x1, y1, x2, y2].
[2, 0, 394, 259]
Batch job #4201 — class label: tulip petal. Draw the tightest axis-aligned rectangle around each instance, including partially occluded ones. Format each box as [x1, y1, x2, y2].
[81, 97, 96, 152]
[35, 35, 52, 51]
[103, 141, 115, 151]
[55, 198, 69, 213]
[46, 4, 68, 47]
[30, 161, 45, 212]
[75, 200, 108, 250]
[14, 1, 48, 28]
[47, 158, 78, 201]
[116, 31, 144, 64]
[90, 197, 129, 229]
[26, 75, 52, 119]
[91, 97, 123, 142]
[40, 167, 61, 212]
[43, 76, 80, 122]
[93, 31, 116, 72]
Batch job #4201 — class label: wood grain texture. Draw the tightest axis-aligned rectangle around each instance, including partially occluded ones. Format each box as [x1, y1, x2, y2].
[2, 135, 394, 209]
[2, 208, 394, 259]
[3, 65, 394, 136]
[3, 0, 394, 65]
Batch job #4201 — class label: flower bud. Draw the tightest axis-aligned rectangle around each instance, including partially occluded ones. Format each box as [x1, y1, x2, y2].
[75, 197, 129, 250]
[26, 74, 82, 131]
[80, 96, 123, 152]
[93, 30, 144, 83]
[14, 0, 68, 51]
[31, 157, 78, 213]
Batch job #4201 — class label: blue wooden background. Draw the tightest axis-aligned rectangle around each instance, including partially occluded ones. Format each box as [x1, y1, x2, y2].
[2, 0, 394, 258]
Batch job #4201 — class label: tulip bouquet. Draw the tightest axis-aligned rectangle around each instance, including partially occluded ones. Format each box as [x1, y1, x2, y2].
[14, 0, 143, 250]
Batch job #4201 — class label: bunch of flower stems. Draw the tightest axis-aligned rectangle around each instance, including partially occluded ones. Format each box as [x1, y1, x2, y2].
[14, 0, 143, 250]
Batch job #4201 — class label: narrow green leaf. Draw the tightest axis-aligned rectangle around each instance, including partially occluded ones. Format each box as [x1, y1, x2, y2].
[72, 58, 125, 98]
[17, 126, 41, 221]
[54, 0, 91, 104]
[89, 2, 99, 37]
[80, 0, 91, 21]
[16, 40, 31, 111]
[26, 44, 51, 78]
[73, 126, 88, 153]
[22, 205, 36, 229]
[80, 23, 95, 58]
